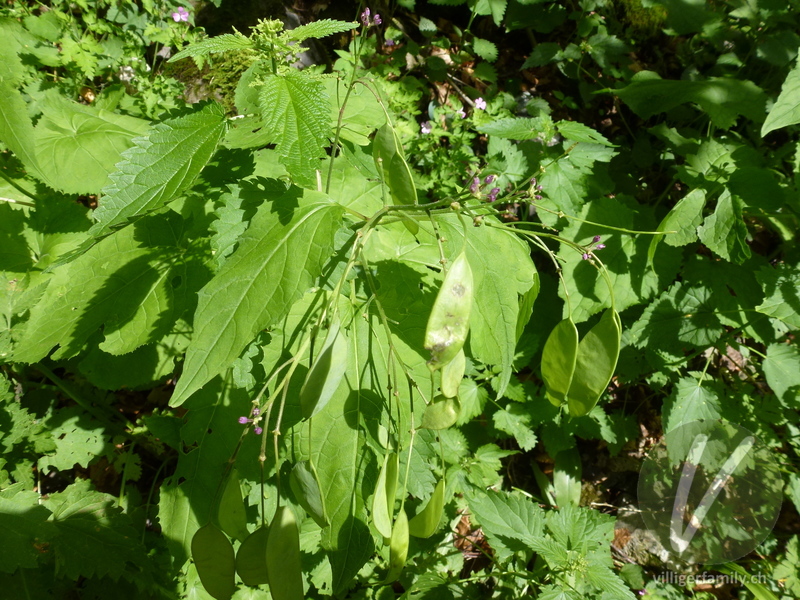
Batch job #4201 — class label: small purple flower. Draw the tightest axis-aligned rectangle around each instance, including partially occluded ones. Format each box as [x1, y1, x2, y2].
[592, 235, 602, 243]
[474, 97, 487, 110]
[254, 426, 263, 435]
[470, 177, 480, 194]
[361, 7, 371, 26]
[420, 121, 432, 135]
[533, 194, 542, 200]
[487, 187, 500, 202]
[252, 407, 260, 416]
[385, 38, 395, 47]
[484, 174, 496, 185]
[455, 108, 466, 119]
[530, 177, 537, 186]
[172, 6, 189, 22]
[373, 14, 382, 25]
[238, 416, 249, 424]
[596, 243, 606, 250]
[582, 253, 591, 260]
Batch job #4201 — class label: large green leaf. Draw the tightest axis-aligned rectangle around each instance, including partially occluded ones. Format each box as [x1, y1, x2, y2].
[763, 344, 800, 407]
[662, 375, 724, 432]
[259, 71, 330, 186]
[92, 101, 227, 233]
[697, 191, 751, 264]
[755, 263, 800, 330]
[614, 72, 766, 128]
[33, 95, 149, 195]
[762, 59, 800, 136]
[0, 490, 54, 573]
[12, 212, 193, 363]
[0, 82, 49, 186]
[170, 191, 344, 406]
[466, 489, 545, 559]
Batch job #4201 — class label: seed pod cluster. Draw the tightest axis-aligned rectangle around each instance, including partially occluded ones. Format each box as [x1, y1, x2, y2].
[540, 308, 621, 417]
[424, 251, 474, 370]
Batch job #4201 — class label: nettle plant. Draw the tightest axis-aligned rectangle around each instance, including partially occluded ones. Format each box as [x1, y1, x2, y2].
[1, 8, 658, 600]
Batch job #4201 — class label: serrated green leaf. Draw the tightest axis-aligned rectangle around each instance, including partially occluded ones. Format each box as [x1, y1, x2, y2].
[0, 82, 49, 186]
[662, 375, 723, 432]
[0, 490, 54, 573]
[170, 33, 253, 63]
[762, 59, 800, 136]
[284, 19, 358, 43]
[556, 121, 615, 146]
[755, 263, 800, 329]
[33, 95, 149, 195]
[477, 117, 552, 140]
[13, 212, 192, 363]
[93, 102, 227, 233]
[466, 489, 545, 557]
[172, 194, 342, 405]
[472, 37, 498, 62]
[540, 143, 615, 215]
[648, 188, 706, 264]
[492, 404, 538, 451]
[763, 344, 800, 406]
[259, 71, 330, 186]
[697, 191, 751, 263]
[614, 73, 766, 128]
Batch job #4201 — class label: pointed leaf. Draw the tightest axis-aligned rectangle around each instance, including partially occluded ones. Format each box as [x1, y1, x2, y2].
[762, 59, 800, 136]
[171, 194, 344, 405]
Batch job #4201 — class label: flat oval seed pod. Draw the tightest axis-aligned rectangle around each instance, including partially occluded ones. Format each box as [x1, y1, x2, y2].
[408, 479, 445, 538]
[373, 123, 418, 205]
[382, 509, 409, 584]
[371, 452, 398, 539]
[192, 523, 236, 600]
[266, 507, 304, 600]
[300, 322, 349, 419]
[541, 318, 580, 407]
[236, 526, 270, 587]
[420, 395, 460, 430]
[289, 461, 329, 528]
[217, 468, 249, 542]
[440, 349, 465, 398]
[424, 252, 474, 370]
[567, 309, 621, 417]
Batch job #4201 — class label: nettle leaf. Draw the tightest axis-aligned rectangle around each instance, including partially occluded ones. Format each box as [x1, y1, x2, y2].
[284, 19, 357, 43]
[33, 95, 150, 195]
[170, 33, 253, 63]
[558, 197, 680, 323]
[466, 489, 545, 559]
[755, 263, 800, 330]
[762, 59, 800, 136]
[171, 191, 344, 406]
[613, 72, 767, 128]
[0, 82, 50, 186]
[763, 344, 800, 407]
[92, 101, 228, 234]
[492, 404, 538, 451]
[37, 407, 108, 473]
[556, 121, 615, 147]
[697, 191, 751, 263]
[44, 480, 151, 583]
[540, 142, 616, 216]
[12, 212, 195, 363]
[0, 489, 55, 573]
[477, 116, 554, 140]
[472, 37, 498, 62]
[648, 188, 706, 264]
[258, 71, 331, 186]
[662, 375, 725, 433]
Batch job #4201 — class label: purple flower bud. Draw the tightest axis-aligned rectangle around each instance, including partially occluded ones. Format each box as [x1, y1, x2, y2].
[530, 177, 537, 186]
[582, 253, 590, 260]
[592, 235, 602, 243]
[533, 194, 542, 200]
[536, 185, 543, 191]
[470, 177, 480, 194]
[373, 14, 382, 25]
[487, 187, 500, 202]
[420, 121, 432, 135]
[254, 426, 263, 435]
[484, 175, 496, 185]
[238, 416, 249, 424]
[596, 243, 606, 250]
[252, 407, 260, 415]
[385, 38, 395, 47]
[360, 8, 370, 26]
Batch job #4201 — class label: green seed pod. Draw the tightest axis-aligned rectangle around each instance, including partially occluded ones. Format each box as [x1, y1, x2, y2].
[420, 395, 460, 430]
[408, 479, 445, 538]
[567, 309, 621, 417]
[266, 506, 304, 600]
[289, 460, 329, 528]
[217, 468, 249, 543]
[191, 523, 236, 600]
[541, 318, 580, 407]
[236, 526, 270, 587]
[373, 123, 418, 205]
[300, 321, 349, 419]
[372, 452, 399, 539]
[440, 348, 465, 398]
[424, 252, 474, 370]
[382, 509, 409, 584]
